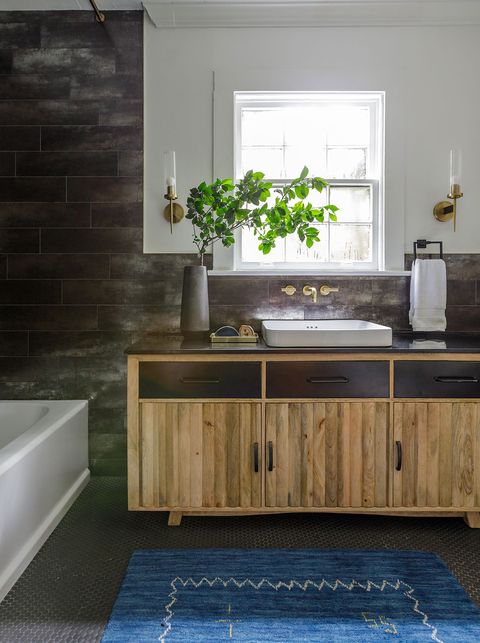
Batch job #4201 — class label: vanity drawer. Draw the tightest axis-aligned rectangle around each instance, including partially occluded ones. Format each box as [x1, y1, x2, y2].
[266, 361, 389, 398]
[139, 361, 262, 399]
[395, 361, 480, 398]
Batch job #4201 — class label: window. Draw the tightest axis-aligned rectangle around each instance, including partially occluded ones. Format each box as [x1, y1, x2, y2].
[234, 92, 384, 271]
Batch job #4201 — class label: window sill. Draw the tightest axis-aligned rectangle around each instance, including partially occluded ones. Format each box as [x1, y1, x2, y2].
[208, 269, 411, 277]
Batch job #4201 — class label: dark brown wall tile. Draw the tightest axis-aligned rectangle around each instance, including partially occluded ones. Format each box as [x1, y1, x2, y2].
[0, 177, 66, 201]
[0, 75, 70, 99]
[210, 304, 304, 332]
[29, 330, 135, 357]
[0, 23, 41, 48]
[448, 279, 476, 306]
[0, 254, 6, 277]
[0, 50, 12, 73]
[372, 277, 409, 305]
[0, 203, 90, 227]
[41, 228, 142, 253]
[0, 126, 40, 151]
[0, 152, 14, 176]
[41, 125, 142, 151]
[209, 276, 269, 306]
[118, 151, 143, 176]
[41, 20, 141, 49]
[0, 356, 75, 386]
[0, 305, 98, 330]
[67, 177, 142, 202]
[0, 331, 28, 356]
[0, 279, 61, 304]
[0, 229, 39, 253]
[109, 253, 206, 279]
[63, 279, 180, 305]
[98, 305, 180, 332]
[12, 47, 115, 74]
[0, 100, 98, 126]
[446, 306, 480, 331]
[91, 203, 142, 228]
[70, 74, 142, 100]
[16, 151, 118, 177]
[7, 253, 110, 279]
[98, 100, 142, 126]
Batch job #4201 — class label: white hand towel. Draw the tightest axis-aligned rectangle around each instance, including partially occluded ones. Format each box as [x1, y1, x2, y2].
[409, 258, 447, 331]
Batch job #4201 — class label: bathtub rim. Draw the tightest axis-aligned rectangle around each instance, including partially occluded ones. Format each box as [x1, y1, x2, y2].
[0, 400, 88, 477]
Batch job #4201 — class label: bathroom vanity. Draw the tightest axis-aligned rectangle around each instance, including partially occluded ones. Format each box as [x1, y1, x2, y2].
[126, 335, 480, 527]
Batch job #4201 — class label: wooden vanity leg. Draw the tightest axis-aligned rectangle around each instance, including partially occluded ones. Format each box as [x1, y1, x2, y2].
[168, 511, 183, 527]
[464, 512, 480, 528]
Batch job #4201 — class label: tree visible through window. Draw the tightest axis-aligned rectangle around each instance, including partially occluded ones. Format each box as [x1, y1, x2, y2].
[234, 92, 384, 270]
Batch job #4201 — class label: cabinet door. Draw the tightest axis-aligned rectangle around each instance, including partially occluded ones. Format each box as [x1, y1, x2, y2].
[138, 402, 262, 509]
[393, 402, 480, 508]
[265, 402, 388, 509]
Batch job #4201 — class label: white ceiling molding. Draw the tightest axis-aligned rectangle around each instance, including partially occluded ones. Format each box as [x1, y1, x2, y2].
[143, 1, 480, 28]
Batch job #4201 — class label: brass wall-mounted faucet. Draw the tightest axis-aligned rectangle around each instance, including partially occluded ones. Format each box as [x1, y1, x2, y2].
[303, 285, 317, 303]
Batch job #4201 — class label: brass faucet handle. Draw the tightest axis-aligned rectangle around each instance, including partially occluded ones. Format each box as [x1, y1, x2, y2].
[319, 284, 339, 296]
[281, 285, 297, 296]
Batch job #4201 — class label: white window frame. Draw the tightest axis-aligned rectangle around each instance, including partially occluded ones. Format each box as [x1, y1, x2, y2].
[233, 91, 384, 272]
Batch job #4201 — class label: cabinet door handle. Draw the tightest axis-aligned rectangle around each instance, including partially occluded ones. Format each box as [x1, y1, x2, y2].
[253, 442, 259, 473]
[180, 377, 221, 384]
[434, 376, 479, 384]
[306, 376, 349, 384]
[395, 441, 402, 471]
[267, 441, 274, 472]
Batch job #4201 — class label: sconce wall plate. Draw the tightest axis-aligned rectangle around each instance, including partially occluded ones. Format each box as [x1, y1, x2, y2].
[163, 202, 185, 224]
[433, 200, 454, 223]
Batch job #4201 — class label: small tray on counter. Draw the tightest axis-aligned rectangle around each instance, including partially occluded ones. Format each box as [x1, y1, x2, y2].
[210, 333, 259, 344]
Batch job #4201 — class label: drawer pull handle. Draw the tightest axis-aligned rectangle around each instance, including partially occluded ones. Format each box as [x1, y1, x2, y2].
[180, 377, 221, 384]
[307, 376, 350, 384]
[395, 441, 402, 471]
[253, 442, 259, 473]
[267, 441, 274, 472]
[434, 376, 479, 384]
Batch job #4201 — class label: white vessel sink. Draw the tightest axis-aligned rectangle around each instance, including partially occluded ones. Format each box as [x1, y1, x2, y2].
[262, 320, 392, 348]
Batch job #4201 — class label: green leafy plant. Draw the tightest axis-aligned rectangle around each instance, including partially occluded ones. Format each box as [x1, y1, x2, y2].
[186, 166, 338, 265]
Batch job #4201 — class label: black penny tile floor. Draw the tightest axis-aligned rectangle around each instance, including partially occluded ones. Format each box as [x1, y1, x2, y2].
[1, 477, 479, 643]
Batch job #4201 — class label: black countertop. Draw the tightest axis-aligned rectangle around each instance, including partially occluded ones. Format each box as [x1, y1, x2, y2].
[125, 333, 480, 355]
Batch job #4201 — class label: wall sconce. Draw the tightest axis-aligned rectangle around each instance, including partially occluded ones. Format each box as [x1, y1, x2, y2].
[433, 149, 463, 232]
[163, 150, 184, 233]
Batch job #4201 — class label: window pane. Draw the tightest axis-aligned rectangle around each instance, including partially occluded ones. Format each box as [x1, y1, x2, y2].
[284, 108, 326, 147]
[329, 186, 372, 222]
[241, 227, 285, 263]
[285, 225, 329, 262]
[241, 110, 284, 146]
[329, 224, 372, 262]
[326, 106, 370, 146]
[241, 147, 284, 178]
[284, 145, 327, 179]
[327, 147, 367, 179]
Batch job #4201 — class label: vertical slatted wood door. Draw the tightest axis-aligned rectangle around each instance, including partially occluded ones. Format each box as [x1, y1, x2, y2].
[393, 402, 480, 508]
[139, 402, 262, 509]
[265, 402, 389, 509]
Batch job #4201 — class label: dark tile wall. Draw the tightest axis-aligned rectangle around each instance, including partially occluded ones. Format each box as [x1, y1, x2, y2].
[0, 9, 174, 476]
[1, 11, 479, 476]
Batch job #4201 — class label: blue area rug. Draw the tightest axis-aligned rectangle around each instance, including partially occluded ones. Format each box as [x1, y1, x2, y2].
[102, 549, 480, 642]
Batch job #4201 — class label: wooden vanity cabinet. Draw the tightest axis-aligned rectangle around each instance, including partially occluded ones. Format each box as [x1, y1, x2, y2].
[393, 402, 480, 510]
[127, 353, 480, 527]
[138, 402, 262, 512]
[265, 402, 388, 509]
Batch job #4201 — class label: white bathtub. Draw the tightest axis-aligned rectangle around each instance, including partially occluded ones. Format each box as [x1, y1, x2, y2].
[0, 400, 89, 602]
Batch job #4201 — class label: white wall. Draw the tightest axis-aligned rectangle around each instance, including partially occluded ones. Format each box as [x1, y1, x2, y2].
[144, 18, 480, 267]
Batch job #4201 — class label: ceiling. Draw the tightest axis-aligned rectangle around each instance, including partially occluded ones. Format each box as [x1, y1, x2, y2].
[0, 0, 462, 11]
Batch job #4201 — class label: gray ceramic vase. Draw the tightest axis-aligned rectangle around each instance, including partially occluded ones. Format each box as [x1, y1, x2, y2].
[180, 265, 210, 337]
